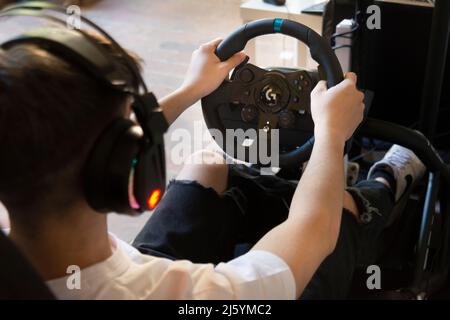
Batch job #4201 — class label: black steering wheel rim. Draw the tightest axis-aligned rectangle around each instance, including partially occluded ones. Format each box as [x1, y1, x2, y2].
[202, 18, 344, 167]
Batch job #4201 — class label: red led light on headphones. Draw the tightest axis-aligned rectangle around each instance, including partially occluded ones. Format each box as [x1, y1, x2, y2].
[147, 189, 161, 209]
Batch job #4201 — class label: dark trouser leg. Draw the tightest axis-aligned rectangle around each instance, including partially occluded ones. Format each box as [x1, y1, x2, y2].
[132, 179, 247, 264]
[133, 165, 395, 299]
[301, 180, 395, 299]
[132, 164, 293, 263]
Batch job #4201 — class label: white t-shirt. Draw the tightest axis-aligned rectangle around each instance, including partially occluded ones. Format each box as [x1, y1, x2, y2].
[46, 235, 296, 300]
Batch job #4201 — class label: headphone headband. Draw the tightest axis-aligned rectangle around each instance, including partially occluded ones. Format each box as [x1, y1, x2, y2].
[1, 27, 131, 90]
[0, 1, 146, 94]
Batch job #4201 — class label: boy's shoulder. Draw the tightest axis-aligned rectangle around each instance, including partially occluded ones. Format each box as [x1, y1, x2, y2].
[45, 234, 226, 299]
[46, 234, 295, 300]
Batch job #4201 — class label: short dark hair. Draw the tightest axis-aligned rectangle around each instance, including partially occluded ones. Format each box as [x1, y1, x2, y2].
[0, 30, 140, 215]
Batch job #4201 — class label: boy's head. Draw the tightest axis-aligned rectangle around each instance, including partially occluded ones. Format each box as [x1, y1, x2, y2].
[0, 30, 139, 220]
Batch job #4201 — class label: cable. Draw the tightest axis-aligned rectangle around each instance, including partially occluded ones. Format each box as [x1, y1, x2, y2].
[434, 131, 450, 139]
[332, 44, 352, 51]
[330, 22, 359, 41]
[349, 145, 378, 162]
[330, 17, 359, 54]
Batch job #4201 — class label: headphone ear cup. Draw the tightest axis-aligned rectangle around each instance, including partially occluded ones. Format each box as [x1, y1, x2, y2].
[84, 118, 143, 214]
[133, 140, 166, 211]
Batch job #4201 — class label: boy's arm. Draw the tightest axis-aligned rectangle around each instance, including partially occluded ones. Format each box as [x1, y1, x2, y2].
[160, 38, 246, 125]
[252, 73, 365, 297]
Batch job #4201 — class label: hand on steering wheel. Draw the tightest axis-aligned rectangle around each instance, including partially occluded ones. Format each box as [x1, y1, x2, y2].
[182, 38, 247, 100]
[202, 18, 353, 167]
[311, 73, 364, 144]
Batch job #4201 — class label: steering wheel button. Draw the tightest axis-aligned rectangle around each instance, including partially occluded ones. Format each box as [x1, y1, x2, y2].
[293, 79, 299, 86]
[298, 109, 306, 115]
[303, 80, 310, 87]
[239, 69, 254, 83]
[279, 110, 296, 128]
[241, 105, 258, 122]
[293, 96, 299, 103]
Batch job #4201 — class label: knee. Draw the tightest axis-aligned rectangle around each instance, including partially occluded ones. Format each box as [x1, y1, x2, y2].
[187, 150, 226, 166]
[186, 150, 228, 181]
[176, 150, 229, 193]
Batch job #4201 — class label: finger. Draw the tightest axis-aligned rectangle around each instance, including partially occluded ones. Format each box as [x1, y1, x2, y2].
[344, 72, 357, 84]
[312, 80, 327, 94]
[358, 90, 365, 101]
[221, 51, 247, 70]
[203, 38, 223, 50]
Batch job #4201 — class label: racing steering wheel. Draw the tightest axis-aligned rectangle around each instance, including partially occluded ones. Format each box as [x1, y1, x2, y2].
[201, 19, 344, 167]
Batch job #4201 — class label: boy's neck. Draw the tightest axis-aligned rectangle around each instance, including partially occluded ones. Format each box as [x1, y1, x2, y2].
[9, 202, 113, 281]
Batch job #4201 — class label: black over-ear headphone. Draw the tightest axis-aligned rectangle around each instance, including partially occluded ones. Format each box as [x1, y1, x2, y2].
[0, 1, 168, 215]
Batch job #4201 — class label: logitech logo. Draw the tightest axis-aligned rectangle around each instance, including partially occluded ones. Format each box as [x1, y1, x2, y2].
[265, 88, 278, 104]
[261, 83, 282, 108]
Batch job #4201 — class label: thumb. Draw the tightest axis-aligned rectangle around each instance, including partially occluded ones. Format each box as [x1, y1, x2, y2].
[205, 37, 223, 50]
[344, 72, 357, 84]
[221, 52, 247, 70]
[312, 80, 327, 94]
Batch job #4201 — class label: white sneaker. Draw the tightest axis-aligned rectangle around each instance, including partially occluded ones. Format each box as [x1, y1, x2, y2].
[368, 145, 426, 201]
